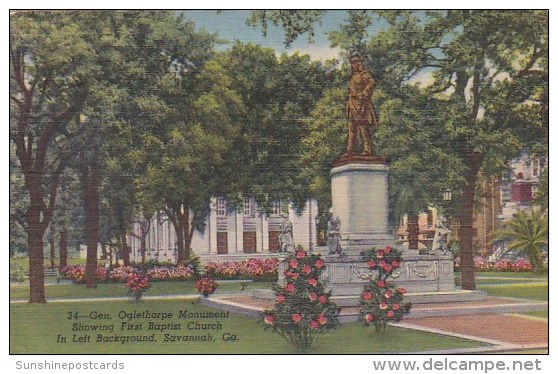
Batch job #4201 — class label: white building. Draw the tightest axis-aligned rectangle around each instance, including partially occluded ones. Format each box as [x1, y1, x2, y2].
[126, 197, 318, 262]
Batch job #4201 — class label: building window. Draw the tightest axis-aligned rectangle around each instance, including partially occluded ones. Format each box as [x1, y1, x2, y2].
[243, 197, 253, 216]
[532, 159, 539, 177]
[271, 201, 282, 216]
[217, 198, 227, 216]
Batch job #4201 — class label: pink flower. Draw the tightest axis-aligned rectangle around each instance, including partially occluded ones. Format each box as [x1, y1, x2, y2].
[396, 287, 407, 295]
[286, 283, 295, 292]
[385, 246, 393, 253]
[362, 291, 372, 300]
[308, 278, 318, 286]
[319, 295, 328, 304]
[377, 250, 385, 258]
[317, 314, 327, 325]
[384, 290, 393, 299]
[379, 302, 388, 310]
[276, 294, 286, 303]
[379, 259, 386, 267]
[387, 310, 395, 319]
[391, 260, 400, 268]
[364, 313, 374, 323]
[367, 260, 377, 268]
[392, 303, 400, 311]
[377, 280, 385, 288]
[309, 320, 319, 329]
[284, 270, 292, 277]
[296, 250, 307, 259]
[309, 292, 318, 301]
[291, 272, 300, 279]
[264, 314, 276, 324]
[289, 259, 298, 268]
[292, 313, 302, 324]
[315, 259, 324, 269]
[383, 264, 393, 272]
[302, 265, 312, 274]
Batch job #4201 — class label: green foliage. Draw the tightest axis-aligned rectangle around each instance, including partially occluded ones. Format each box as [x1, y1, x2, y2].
[246, 10, 326, 47]
[359, 247, 411, 333]
[493, 210, 548, 273]
[261, 249, 340, 350]
[10, 263, 28, 283]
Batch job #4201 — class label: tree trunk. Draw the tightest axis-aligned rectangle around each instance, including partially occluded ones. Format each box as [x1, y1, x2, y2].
[120, 228, 130, 266]
[82, 163, 100, 289]
[59, 227, 68, 268]
[140, 236, 147, 264]
[407, 214, 420, 250]
[28, 219, 46, 303]
[100, 242, 108, 260]
[49, 223, 56, 268]
[459, 152, 483, 290]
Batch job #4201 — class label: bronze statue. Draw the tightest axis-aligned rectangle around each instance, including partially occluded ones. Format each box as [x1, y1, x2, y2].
[345, 53, 379, 156]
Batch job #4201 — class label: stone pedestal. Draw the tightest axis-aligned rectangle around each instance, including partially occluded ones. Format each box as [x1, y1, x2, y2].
[331, 158, 394, 251]
[278, 252, 456, 296]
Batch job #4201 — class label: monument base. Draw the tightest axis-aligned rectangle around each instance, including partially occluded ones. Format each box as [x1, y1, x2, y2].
[277, 253, 458, 296]
[264, 252, 485, 305]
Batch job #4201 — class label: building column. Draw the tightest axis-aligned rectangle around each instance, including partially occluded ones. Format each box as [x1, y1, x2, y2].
[255, 211, 263, 253]
[235, 210, 243, 253]
[262, 214, 269, 253]
[209, 198, 218, 254]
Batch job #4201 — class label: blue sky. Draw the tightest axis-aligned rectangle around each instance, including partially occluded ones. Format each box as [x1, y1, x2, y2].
[180, 10, 361, 60]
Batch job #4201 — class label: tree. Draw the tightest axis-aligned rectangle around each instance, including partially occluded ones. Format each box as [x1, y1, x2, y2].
[256, 10, 548, 290]
[364, 10, 548, 289]
[494, 210, 548, 273]
[10, 12, 98, 302]
[220, 43, 341, 212]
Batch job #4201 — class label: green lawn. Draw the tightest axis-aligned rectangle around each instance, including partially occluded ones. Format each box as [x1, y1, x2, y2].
[10, 300, 483, 354]
[10, 281, 273, 301]
[455, 272, 548, 285]
[478, 283, 548, 301]
[518, 310, 548, 319]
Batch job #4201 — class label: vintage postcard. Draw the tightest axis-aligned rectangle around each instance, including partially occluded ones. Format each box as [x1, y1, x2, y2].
[9, 8, 548, 360]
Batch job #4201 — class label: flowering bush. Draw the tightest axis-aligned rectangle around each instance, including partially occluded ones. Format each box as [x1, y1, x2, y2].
[145, 265, 195, 281]
[195, 277, 218, 296]
[106, 266, 135, 282]
[125, 272, 151, 301]
[455, 256, 534, 272]
[261, 248, 339, 351]
[204, 258, 278, 281]
[359, 246, 411, 333]
[60, 265, 86, 284]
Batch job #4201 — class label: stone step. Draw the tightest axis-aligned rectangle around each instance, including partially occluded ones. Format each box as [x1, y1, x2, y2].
[251, 288, 487, 306]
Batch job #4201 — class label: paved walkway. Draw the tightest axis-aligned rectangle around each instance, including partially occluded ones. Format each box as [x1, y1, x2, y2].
[199, 294, 548, 353]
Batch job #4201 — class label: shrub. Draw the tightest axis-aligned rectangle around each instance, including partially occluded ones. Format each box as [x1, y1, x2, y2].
[125, 272, 151, 301]
[145, 265, 195, 281]
[261, 248, 339, 351]
[10, 263, 28, 283]
[195, 277, 217, 296]
[204, 258, 278, 281]
[359, 246, 411, 333]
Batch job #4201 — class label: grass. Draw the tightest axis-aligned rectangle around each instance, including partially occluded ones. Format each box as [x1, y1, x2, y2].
[478, 283, 548, 301]
[10, 281, 273, 301]
[517, 310, 548, 319]
[10, 299, 483, 354]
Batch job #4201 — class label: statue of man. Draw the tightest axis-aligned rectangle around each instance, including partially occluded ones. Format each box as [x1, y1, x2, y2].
[327, 213, 342, 255]
[278, 214, 295, 253]
[429, 220, 452, 255]
[345, 52, 379, 156]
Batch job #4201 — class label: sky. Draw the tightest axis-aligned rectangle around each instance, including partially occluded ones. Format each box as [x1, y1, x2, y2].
[180, 10, 358, 61]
